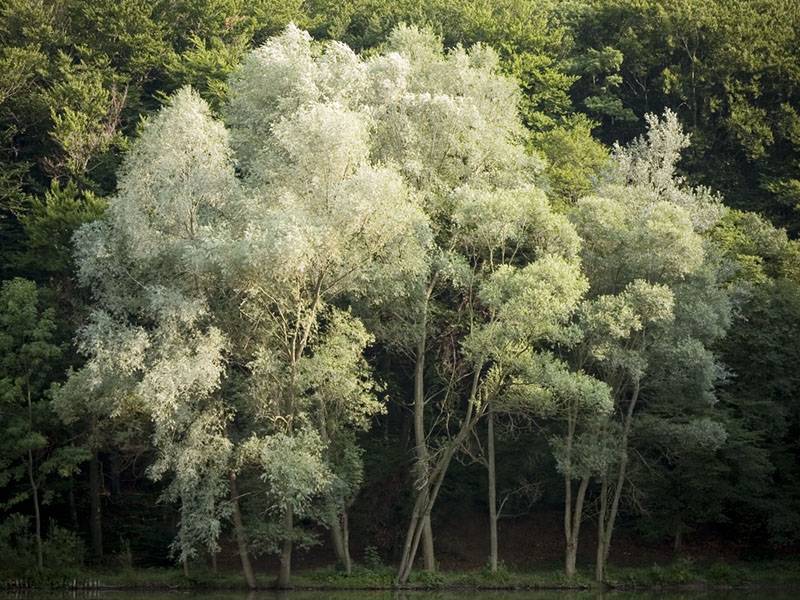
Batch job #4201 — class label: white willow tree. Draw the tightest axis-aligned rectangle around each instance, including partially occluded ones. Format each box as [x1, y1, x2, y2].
[65, 26, 431, 587]
[65, 87, 240, 576]
[563, 110, 730, 581]
[282, 25, 598, 582]
[224, 23, 601, 583]
[224, 26, 430, 586]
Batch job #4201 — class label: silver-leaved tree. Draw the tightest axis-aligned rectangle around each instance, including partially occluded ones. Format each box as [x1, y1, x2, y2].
[63, 24, 614, 587]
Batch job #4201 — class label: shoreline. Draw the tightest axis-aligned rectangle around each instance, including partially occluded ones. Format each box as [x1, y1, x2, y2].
[4, 561, 800, 593]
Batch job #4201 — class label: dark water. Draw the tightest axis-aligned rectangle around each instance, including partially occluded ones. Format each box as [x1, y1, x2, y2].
[2, 591, 798, 600]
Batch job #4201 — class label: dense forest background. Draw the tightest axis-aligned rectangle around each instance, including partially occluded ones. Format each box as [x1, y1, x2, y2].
[1, 0, 799, 584]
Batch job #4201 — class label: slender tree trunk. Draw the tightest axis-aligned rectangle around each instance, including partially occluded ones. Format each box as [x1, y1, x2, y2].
[27, 449, 43, 571]
[487, 406, 498, 573]
[89, 450, 103, 560]
[68, 478, 79, 531]
[564, 476, 574, 578]
[563, 408, 580, 579]
[565, 476, 589, 578]
[230, 474, 256, 589]
[277, 506, 293, 588]
[595, 473, 609, 582]
[595, 381, 640, 581]
[397, 445, 455, 584]
[26, 384, 43, 571]
[413, 325, 436, 572]
[211, 551, 218, 574]
[674, 522, 683, 554]
[342, 511, 351, 574]
[182, 557, 189, 577]
[397, 366, 484, 584]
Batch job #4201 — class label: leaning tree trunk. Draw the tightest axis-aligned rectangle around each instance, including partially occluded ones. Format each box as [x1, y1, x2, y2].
[565, 475, 589, 578]
[229, 473, 257, 589]
[277, 506, 293, 588]
[413, 324, 436, 572]
[595, 381, 640, 582]
[397, 366, 484, 584]
[595, 472, 608, 582]
[487, 406, 498, 573]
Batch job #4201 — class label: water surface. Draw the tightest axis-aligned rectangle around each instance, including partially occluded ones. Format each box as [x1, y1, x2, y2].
[3, 591, 797, 600]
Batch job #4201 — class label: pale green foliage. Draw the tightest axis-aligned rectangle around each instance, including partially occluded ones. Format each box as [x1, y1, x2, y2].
[242, 429, 332, 516]
[552, 424, 620, 479]
[224, 31, 429, 557]
[67, 89, 240, 562]
[557, 110, 732, 559]
[609, 110, 725, 232]
[371, 24, 538, 197]
[299, 310, 384, 430]
[579, 280, 675, 380]
[226, 25, 367, 173]
[498, 350, 611, 419]
[572, 195, 704, 294]
[468, 257, 587, 362]
[110, 87, 237, 266]
[451, 186, 581, 262]
[67, 26, 436, 565]
[160, 407, 233, 562]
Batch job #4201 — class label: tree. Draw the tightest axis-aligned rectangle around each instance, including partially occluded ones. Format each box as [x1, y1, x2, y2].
[67, 25, 429, 587]
[566, 110, 729, 580]
[0, 278, 85, 570]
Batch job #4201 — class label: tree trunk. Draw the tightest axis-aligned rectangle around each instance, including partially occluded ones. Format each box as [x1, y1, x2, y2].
[674, 522, 683, 554]
[595, 473, 609, 582]
[277, 506, 293, 588]
[342, 511, 352, 574]
[397, 366, 484, 584]
[27, 449, 43, 571]
[68, 478, 79, 531]
[210, 550, 218, 574]
[89, 450, 103, 560]
[330, 512, 352, 574]
[595, 381, 640, 581]
[565, 476, 589, 578]
[413, 330, 436, 572]
[230, 473, 256, 589]
[487, 406, 498, 573]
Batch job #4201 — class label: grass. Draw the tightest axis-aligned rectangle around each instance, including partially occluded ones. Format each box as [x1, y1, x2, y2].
[3, 559, 800, 591]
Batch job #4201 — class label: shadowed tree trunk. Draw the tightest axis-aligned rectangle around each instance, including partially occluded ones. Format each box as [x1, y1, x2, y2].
[413, 327, 436, 572]
[229, 473, 256, 589]
[397, 366, 484, 584]
[487, 406, 498, 573]
[595, 380, 640, 582]
[89, 450, 103, 560]
[277, 507, 293, 588]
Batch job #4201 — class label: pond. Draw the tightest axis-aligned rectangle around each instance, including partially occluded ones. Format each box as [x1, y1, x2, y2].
[2, 591, 798, 600]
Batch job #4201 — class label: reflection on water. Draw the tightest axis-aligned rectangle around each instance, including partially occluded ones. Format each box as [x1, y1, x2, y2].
[1, 591, 798, 600]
